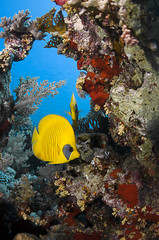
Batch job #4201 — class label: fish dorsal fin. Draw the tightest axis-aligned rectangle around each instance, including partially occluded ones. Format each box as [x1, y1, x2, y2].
[73, 93, 77, 104]
[32, 127, 39, 144]
[71, 92, 77, 104]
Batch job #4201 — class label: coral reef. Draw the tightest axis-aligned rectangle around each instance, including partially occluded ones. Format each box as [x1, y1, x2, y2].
[76, 104, 109, 135]
[1, 0, 159, 240]
[2, 129, 32, 172]
[53, 134, 159, 239]
[44, 0, 159, 177]
[13, 76, 65, 128]
[0, 10, 45, 72]
[0, 10, 46, 146]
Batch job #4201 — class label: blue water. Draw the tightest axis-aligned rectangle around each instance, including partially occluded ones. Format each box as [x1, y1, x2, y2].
[0, 0, 90, 127]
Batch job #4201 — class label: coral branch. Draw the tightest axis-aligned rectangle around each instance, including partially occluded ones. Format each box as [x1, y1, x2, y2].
[13, 76, 65, 127]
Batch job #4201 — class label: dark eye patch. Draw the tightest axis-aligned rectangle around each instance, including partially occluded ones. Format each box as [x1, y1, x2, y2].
[63, 144, 73, 160]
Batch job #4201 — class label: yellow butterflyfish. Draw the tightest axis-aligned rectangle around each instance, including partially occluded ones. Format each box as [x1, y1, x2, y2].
[32, 114, 80, 164]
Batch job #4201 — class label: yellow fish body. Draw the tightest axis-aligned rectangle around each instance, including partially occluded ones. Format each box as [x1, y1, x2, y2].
[32, 114, 80, 164]
[68, 93, 79, 129]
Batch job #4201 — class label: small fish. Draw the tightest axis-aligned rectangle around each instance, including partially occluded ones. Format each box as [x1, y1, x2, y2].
[32, 114, 80, 164]
[67, 93, 80, 129]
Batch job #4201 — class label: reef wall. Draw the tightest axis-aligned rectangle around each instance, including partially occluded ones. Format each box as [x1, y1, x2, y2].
[0, 10, 45, 147]
[42, 0, 159, 177]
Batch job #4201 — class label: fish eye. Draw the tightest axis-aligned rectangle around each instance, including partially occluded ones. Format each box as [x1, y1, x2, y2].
[63, 144, 74, 160]
[69, 146, 73, 152]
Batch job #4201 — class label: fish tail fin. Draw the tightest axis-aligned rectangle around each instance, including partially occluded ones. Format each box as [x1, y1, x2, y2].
[32, 127, 39, 144]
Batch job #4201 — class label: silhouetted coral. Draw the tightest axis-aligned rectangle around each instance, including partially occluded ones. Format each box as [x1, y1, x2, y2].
[77, 104, 109, 135]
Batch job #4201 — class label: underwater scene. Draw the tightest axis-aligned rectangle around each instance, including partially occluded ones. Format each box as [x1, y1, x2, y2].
[0, 0, 159, 239]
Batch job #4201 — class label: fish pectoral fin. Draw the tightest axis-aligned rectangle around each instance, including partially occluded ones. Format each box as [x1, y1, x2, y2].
[53, 143, 61, 155]
[65, 111, 71, 116]
[32, 127, 39, 144]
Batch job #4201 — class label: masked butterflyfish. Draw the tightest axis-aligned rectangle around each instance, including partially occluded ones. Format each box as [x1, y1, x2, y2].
[67, 92, 81, 129]
[32, 114, 80, 164]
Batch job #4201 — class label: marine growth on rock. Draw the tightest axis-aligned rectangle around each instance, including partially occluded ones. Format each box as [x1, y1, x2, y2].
[0, 0, 159, 240]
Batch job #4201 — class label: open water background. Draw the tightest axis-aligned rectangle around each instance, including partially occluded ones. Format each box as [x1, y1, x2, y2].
[0, 0, 90, 127]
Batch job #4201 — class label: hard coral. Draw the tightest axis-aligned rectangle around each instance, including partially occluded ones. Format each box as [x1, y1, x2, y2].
[68, 0, 110, 12]
[121, 24, 139, 47]
[4, 34, 34, 62]
[0, 10, 31, 38]
[0, 10, 45, 40]
[0, 49, 13, 72]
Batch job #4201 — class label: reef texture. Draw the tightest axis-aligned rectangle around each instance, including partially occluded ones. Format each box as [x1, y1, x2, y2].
[0, 10, 66, 150]
[0, 10, 46, 147]
[43, 0, 159, 177]
[1, 0, 159, 240]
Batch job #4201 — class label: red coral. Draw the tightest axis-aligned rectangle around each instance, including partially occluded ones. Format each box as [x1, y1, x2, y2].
[77, 56, 85, 70]
[83, 78, 109, 106]
[124, 221, 142, 240]
[54, 0, 67, 6]
[91, 56, 121, 80]
[70, 38, 78, 51]
[117, 183, 138, 208]
[78, 55, 121, 106]
[74, 231, 101, 240]
[91, 57, 106, 71]
[110, 168, 122, 179]
[77, 56, 91, 70]
[137, 207, 159, 222]
[64, 207, 81, 226]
